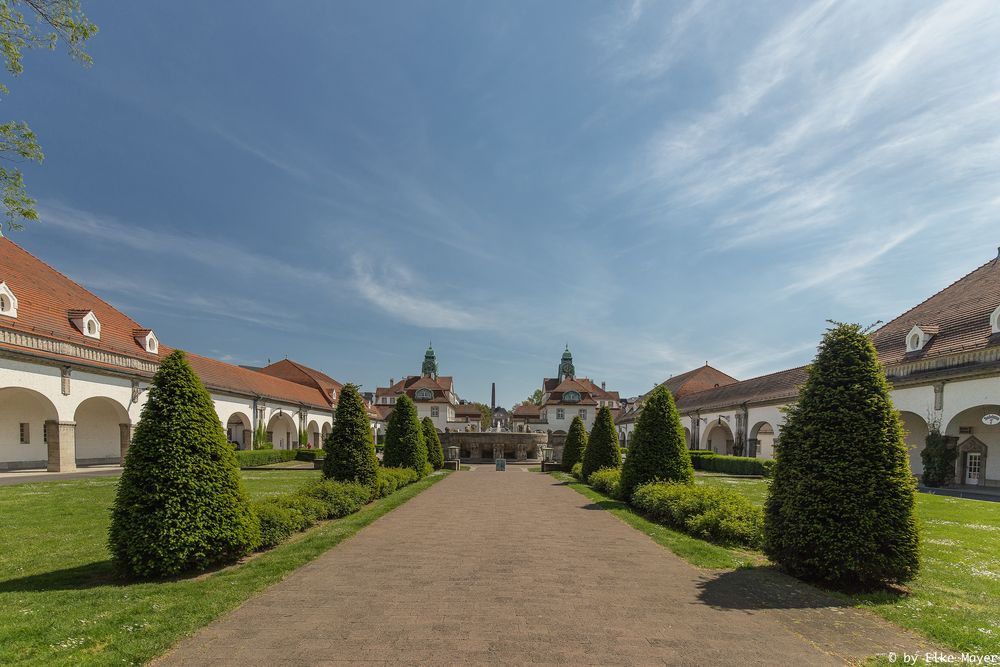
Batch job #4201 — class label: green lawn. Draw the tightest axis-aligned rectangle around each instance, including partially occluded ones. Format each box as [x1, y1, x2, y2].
[693, 472, 1000, 656]
[0, 470, 445, 665]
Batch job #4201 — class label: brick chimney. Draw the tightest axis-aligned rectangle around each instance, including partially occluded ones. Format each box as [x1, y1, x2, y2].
[601, 381, 606, 391]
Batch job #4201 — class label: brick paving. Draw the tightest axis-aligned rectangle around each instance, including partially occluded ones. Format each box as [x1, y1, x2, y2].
[158, 467, 936, 666]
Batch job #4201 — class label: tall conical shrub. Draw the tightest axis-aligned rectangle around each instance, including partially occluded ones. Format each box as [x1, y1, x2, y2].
[323, 383, 379, 493]
[109, 350, 260, 578]
[561, 415, 588, 471]
[764, 323, 919, 590]
[581, 406, 622, 480]
[422, 417, 444, 470]
[383, 394, 428, 476]
[620, 385, 693, 501]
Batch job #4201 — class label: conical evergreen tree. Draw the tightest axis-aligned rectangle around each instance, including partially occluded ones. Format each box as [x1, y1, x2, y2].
[422, 417, 444, 469]
[764, 323, 919, 590]
[581, 406, 622, 480]
[383, 394, 428, 476]
[561, 415, 588, 471]
[620, 385, 693, 501]
[323, 383, 379, 493]
[109, 350, 260, 578]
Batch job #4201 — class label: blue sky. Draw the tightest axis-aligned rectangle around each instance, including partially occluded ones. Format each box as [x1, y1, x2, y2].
[5, 1, 1000, 407]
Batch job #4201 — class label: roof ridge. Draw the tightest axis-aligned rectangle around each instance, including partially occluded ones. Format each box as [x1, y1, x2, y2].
[3, 239, 146, 330]
[872, 257, 997, 339]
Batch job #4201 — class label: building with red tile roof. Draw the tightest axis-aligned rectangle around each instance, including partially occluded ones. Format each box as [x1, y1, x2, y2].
[0, 238, 344, 470]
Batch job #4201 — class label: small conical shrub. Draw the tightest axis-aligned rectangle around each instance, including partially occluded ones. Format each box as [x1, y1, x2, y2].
[581, 406, 622, 480]
[920, 428, 957, 487]
[561, 415, 588, 471]
[323, 383, 379, 494]
[422, 417, 444, 470]
[764, 323, 919, 590]
[383, 394, 428, 476]
[109, 350, 260, 578]
[620, 385, 693, 501]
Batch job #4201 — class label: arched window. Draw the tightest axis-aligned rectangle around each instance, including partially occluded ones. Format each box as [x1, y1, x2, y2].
[415, 388, 433, 401]
[0, 281, 17, 318]
[563, 391, 581, 403]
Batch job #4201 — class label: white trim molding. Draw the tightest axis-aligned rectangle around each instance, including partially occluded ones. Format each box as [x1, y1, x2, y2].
[0, 282, 17, 318]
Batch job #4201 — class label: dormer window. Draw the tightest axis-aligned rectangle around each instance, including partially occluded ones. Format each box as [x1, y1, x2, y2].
[69, 309, 101, 340]
[415, 388, 433, 401]
[905, 324, 938, 353]
[563, 390, 581, 403]
[991, 305, 1000, 334]
[133, 329, 159, 354]
[0, 282, 17, 318]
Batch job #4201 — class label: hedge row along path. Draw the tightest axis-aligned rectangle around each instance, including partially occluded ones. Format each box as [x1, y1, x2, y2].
[157, 467, 936, 665]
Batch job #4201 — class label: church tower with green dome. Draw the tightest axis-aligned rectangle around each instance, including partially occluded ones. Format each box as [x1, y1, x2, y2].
[421, 344, 438, 379]
[558, 345, 576, 382]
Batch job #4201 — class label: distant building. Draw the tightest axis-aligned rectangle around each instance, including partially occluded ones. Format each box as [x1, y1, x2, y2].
[511, 346, 620, 435]
[372, 346, 480, 433]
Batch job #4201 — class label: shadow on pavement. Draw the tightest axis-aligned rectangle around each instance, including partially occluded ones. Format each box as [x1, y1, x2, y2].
[696, 567, 849, 611]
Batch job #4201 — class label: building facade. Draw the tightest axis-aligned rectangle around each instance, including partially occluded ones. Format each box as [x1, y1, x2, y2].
[0, 239, 342, 471]
[512, 347, 621, 435]
[617, 250, 1000, 488]
[372, 346, 481, 433]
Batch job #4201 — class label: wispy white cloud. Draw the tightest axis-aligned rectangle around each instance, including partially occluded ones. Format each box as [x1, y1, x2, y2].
[351, 254, 487, 330]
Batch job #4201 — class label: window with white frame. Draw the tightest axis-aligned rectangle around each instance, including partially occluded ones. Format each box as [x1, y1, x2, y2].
[992, 305, 1000, 334]
[19, 423, 29, 444]
[579, 409, 587, 420]
[415, 388, 433, 400]
[556, 408, 565, 420]
[431, 406, 439, 417]
[0, 282, 16, 318]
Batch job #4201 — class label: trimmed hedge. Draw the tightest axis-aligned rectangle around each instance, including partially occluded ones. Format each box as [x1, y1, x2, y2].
[423, 417, 445, 470]
[561, 416, 588, 471]
[376, 466, 420, 498]
[294, 449, 320, 462]
[581, 406, 622, 479]
[323, 383, 379, 493]
[109, 350, 259, 578]
[235, 449, 297, 468]
[619, 385, 693, 501]
[383, 394, 428, 476]
[699, 454, 771, 477]
[764, 323, 919, 590]
[571, 462, 584, 481]
[588, 467, 621, 499]
[632, 481, 763, 548]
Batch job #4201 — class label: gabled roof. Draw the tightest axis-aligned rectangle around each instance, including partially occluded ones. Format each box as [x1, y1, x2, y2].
[659, 364, 739, 398]
[0, 238, 160, 361]
[674, 367, 809, 413]
[871, 254, 1000, 365]
[512, 404, 541, 418]
[542, 377, 618, 405]
[258, 358, 344, 404]
[0, 239, 334, 411]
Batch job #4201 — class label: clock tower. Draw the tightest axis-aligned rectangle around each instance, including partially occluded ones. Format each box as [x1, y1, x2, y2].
[421, 344, 438, 379]
[558, 345, 575, 382]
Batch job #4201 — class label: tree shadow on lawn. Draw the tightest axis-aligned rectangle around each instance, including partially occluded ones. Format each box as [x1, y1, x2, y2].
[0, 554, 252, 592]
[696, 567, 905, 611]
[0, 560, 120, 592]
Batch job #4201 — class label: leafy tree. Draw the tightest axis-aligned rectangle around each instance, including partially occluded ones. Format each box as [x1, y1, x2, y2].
[561, 415, 588, 471]
[0, 0, 98, 234]
[581, 406, 622, 480]
[920, 426, 957, 487]
[619, 385, 693, 501]
[472, 402, 492, 430]
[522, 389, 543, 407]
[108, 350, 259, 578]
[323, 383, 379, 494]
[422, 416, 444, 470]
[382, 394, 428, 476]
[764, 323, 919, 590]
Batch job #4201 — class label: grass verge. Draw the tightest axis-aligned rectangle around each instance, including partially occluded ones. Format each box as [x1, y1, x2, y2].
[0, 470, 447, 665]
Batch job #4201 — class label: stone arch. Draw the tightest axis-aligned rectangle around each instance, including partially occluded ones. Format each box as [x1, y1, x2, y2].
[74, 396, 131, 465]
[266, 411, 298, 450]
[307, 420, 320, 448]
[701, 418, 735, 454]
[749, 421, 776, 459]
[0, 387, 59, 470]
[946, 405, 1000, 486]
[898, 411, 929, 477]
[226, 412, 252, 450]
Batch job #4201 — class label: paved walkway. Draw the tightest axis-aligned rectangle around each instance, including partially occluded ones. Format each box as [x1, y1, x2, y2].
[159, 467, 936, 666]
[0, 464, 122, 486]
